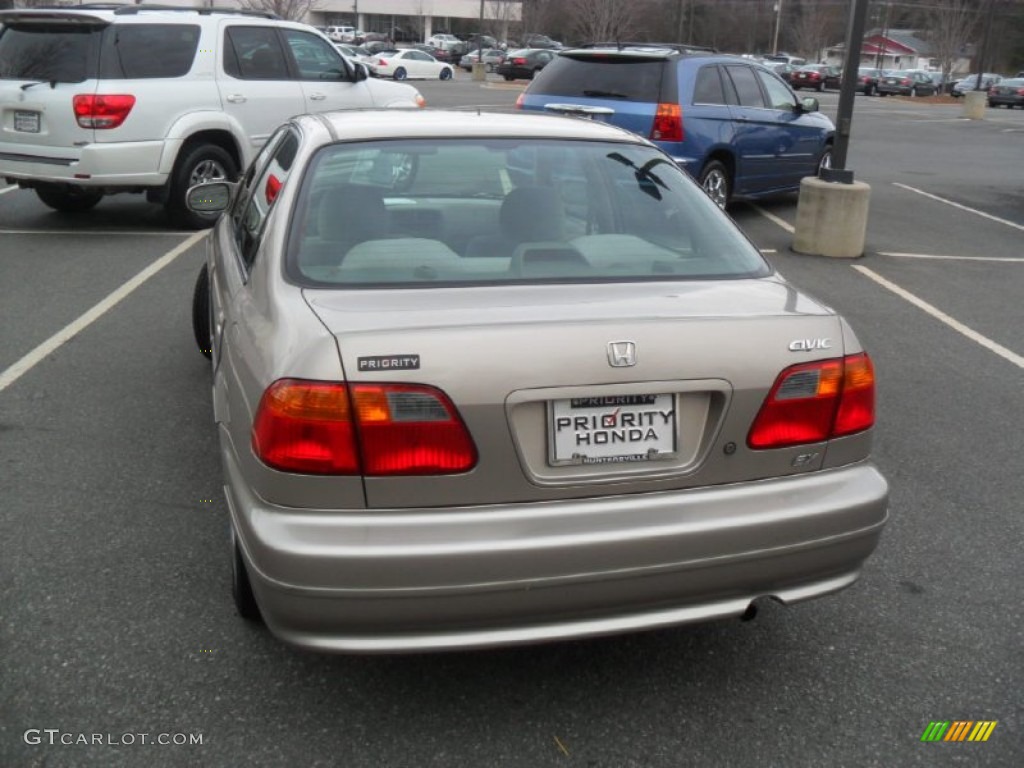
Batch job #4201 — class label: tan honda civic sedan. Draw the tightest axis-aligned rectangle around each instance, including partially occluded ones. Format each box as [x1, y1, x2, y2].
[188, 109, 888, 653]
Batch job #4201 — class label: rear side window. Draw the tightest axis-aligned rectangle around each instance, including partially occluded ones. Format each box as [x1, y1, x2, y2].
[724, 65, 765, 108]
[0, 24, 100, 82]
[692, 66, 726, 104]
[99, 24, 200, 79]
[224, 26, 290, 80]
[531, 56, 667, 102]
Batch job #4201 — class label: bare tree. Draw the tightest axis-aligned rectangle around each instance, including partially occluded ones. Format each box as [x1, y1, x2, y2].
[566, 0, 638, 43]
[789, 0, 841, 61]
[924, 0, 979, 82]
[237, 0, 319, 23]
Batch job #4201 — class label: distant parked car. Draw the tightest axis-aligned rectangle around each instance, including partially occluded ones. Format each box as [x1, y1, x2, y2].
[791, 64, 841, 91]
[987, 78, 1024, 108]
[952, 73, 1002, 97]
[770, 62, 798, 85]
[878, 70, 939, 97]
[425, 33, 462, 51]
[412, 43, 453, 62]
[856, 68, 886, 96]
[524, 34, 561, 49]
[459, 48, 505, 72]
[370, 48, 455, 81]
[496, 48, 556, 80]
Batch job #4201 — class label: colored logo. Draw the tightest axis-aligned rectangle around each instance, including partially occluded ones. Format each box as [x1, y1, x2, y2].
[920, 721, 997, 742]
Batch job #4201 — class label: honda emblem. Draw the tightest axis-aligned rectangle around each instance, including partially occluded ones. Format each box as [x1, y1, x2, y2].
[607, 341, 637, 367]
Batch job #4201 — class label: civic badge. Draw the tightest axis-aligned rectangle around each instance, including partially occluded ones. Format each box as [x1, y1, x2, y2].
[607, 341, 637, 367]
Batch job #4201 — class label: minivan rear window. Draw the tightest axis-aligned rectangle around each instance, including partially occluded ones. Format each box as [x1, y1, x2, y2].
[531, 56, 667, 102]
[0, 25, 100, 82]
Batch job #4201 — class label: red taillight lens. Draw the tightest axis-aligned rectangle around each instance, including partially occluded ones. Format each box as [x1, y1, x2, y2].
[265, 174, 282, 204]
[650, 102, 683, 142]
[252, 380, 477, 476]
[515, 92, 525, 109]
[1017, 88, 1024, 95]
[901, 78, 911, 85]
[351, 384, 477, 475]
[378, 58, 388, 66]
[253, 380, 359, 474]
[513, 57, 526, 65]
[747, 353, 875, 449]
[72, 94, 136, 129]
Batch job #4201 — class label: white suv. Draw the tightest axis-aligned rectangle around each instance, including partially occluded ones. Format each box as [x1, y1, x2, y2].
[0, 6, 425, 228]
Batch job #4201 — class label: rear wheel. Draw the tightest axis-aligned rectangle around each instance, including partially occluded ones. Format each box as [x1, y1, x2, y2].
[192, 265, 212, 360]
[910, 86, 918, 97]
[393, 67, 407, 80]
[167, 143, 237, 230]
[231, 527, 262, 623]
[35, 184, 103, 213]
[699, 160, 731, 210]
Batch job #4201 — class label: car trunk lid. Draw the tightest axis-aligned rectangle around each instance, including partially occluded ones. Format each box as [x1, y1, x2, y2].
[304, 279, 846, 509]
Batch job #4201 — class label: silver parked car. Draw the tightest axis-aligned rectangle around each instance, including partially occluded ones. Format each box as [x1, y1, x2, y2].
[188, 109, 889, 653]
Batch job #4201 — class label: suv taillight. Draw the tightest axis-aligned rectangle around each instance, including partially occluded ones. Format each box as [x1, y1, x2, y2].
[73, 94, 136, 129]
[650, 103, 683, 142]
[252, 379, 478, 476]
[747, 353, 875, 449]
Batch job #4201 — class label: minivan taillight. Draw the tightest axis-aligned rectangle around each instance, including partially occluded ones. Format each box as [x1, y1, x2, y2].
[252, 380, 477, 476]
[650, 103, 683, 142]
[72, 94, 136, 129]
[747, 353, 875, 449]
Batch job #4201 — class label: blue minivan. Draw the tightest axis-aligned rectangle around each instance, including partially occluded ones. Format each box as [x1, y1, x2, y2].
[517, 45, 835, 208]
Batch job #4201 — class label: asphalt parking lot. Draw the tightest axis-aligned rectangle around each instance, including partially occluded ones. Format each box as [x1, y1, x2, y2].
[1, 76, 1021, 767]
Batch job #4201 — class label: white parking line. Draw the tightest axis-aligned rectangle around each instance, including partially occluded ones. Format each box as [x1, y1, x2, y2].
[749, 204, 795, 233]
[0, 231, 206, 394]
[853, 266, 1024, 370]
[893, 183, 1024, 232]
[879, 251, 1024, 263]
[0, 229, 185, 236]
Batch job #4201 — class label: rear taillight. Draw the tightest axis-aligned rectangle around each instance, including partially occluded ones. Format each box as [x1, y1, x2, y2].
[252, 379, 477, 476]
[513, 57, 526, 65]
[72, 94, 135, 129]
[901, 78, 911, 85]
[515, 92, 525, 109]
[378, 59, 388, 66]
[1017, 88, 1024, 95]
[747, 353, 875, 449]
[650, 102, 683, 142]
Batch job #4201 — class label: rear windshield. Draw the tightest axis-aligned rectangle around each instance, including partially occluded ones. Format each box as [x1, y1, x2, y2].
[286, 138, 769, 288]
[530, 55, 667, 101]
[0, 24, 100, 82]
[0, 22, 199, 81]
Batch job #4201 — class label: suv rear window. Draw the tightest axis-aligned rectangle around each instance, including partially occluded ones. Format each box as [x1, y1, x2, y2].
[531, 55, 668, 102]
[99, 24, 200, 79]
[0, 24, 100, 82]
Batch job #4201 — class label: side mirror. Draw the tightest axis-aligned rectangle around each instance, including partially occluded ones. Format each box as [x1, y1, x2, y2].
[798, 97, 820, 113]
[352, 61, 368, 81]
[186, 181, 233, 214]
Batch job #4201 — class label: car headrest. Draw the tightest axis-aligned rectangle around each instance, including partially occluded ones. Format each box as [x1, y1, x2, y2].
[317, 186, 389, 245]
[499, 186, 564, 242]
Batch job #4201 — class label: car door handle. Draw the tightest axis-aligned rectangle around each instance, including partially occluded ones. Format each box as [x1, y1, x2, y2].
[309, 92, 327, 101]
[226, 94, 247, 104]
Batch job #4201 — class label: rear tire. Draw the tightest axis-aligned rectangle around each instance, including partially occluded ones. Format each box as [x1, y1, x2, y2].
[35, 184, 103, 213]
[503, 75, 513, 81]
[393, 67, 407, 80]
[699, 160, 731, 210]
[192, 265, 212, 360]
[167, 143, 238, 230]
[231, 527, 262, 623]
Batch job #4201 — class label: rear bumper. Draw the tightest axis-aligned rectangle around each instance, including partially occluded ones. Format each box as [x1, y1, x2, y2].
[0, 139, 167, 187]
[224, 442, 889, 653]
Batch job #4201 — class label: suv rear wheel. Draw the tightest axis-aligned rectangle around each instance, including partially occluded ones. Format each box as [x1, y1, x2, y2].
[35, 184, 104, 213]
[699, 160, 731, 210]
[168, 143, 238, 230]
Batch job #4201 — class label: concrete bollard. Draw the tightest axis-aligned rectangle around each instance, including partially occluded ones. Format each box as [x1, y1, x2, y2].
[792, 176, 871, 259]
[472, 62, 487, 82]
[962, 90, 986, 119]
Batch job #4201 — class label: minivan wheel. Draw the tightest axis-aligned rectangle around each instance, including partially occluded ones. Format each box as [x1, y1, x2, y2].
[168, 143, 238, 230]
[192, 265, 212, 360]
[35, 184, 104, 213]
[699, 161, 731, 210]
[231, 527, 262, 622]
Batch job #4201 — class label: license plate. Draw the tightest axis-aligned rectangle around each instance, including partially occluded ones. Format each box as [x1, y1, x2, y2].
[14, 111, 40, 133]
[549, 394, 676, 466]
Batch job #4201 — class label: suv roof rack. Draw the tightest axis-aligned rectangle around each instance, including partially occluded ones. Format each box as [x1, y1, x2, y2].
[579, 42, 717, 54]
[112, 4, 280, 19]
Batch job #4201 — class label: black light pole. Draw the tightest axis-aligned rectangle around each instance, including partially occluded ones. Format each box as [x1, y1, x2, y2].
[820, 0, 870, 184]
